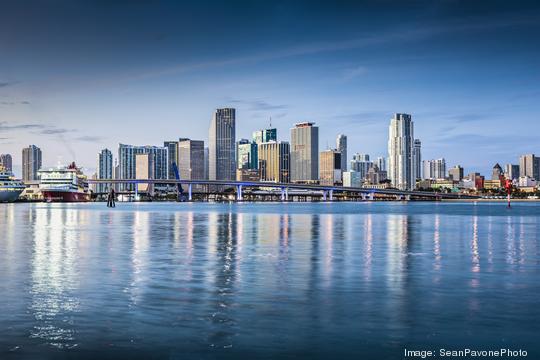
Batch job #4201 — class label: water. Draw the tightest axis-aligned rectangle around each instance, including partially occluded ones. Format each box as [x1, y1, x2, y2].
[0, 202, 539, 359]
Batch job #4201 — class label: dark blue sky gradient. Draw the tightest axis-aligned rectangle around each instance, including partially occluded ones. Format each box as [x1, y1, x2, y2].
[1, 0, 539, 175]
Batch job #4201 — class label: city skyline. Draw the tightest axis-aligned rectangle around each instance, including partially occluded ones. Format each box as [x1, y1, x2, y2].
[1, 1, 540, 176]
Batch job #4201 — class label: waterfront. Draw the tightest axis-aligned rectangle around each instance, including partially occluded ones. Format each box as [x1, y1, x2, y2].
[0, 202, 539, 359]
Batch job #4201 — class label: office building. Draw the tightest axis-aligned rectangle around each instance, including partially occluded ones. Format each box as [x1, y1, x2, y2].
[97, 148, 113, 193]
[504, 164, 520, 180]
[343, 171, 361, 187]
[178, 139, 205, 181]
[519, 154, 540, 180]
[135, 153, 154, 196]
[350, 153, 372, 181]
[0, 153, 12, 172]
[319, 149, 342, 186]
[164, 141, 179, 179]
[423, 158, 446, 180]
[336, 134, 347, 172]
[413, 139, 421, 180]
[237, 139, 258, 169]
[252, 128, 277, 144]
[290, 122, 319, 183]
[209, 108, 236, 180]
[388, 113, 415, 190]
[492, 163, 504, 181]
[366, 165, 387, 185]
[448, 165, 464, 181]
[22, 145, 42, 182]
[118, 144, 167, 191]
[258, 141, 290, 183]
[376, 156, 387, 172]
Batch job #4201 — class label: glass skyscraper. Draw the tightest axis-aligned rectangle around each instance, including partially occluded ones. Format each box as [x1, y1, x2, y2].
[209, 108, 236, 181]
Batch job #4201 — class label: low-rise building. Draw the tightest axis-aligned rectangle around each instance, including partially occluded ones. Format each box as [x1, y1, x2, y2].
[343, 171, 361, 187]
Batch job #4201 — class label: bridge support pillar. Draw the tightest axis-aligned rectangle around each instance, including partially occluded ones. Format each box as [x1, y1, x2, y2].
[188, 184, 192, 201]
[281, 188, 285, 201]
[237, 185, 243, 201]
[322, 190, 327, 201]
[361, 193, 367, 201]
[405, 194, 411, 201]
[134, 185, 138, 202]
[329, 189, 334, 201]
[369, 192, 374, 201]
[285, 188, 289, 201]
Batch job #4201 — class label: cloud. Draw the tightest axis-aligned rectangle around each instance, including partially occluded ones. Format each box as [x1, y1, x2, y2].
[75, 135, 106, 142]
[229, 98, 288, 111]
[0, 100, 31, 106]
[0, 121, 45, 130]
[37, 128, 74, 135]
[342, 66, 368, 80]
[0, 81, 18, 88]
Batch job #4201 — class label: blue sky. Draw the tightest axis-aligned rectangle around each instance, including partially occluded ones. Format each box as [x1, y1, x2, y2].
[1, 0, 539, 176]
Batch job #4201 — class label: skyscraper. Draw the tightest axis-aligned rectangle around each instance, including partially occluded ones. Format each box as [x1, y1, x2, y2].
[178, 139, 205, 181]
[209, 108, 236, 180]
[319, 149, 342, 186]
[97, 148, 113, 193]
[0, 153, 12, 172]
[504, 164, 520, 180]
[423, 158, 446, 180]
[376, 156, 387, 172]
[519, 154, 540, 180]
[413, 139, 422, 180]
[388, 113, 415, 190]
[290, 122, 319, 183]
[118, 144, 167, 191]
[448, 165, 464, 181]
[236, 139, 258, 169]
[22, 145, 42, 182]
[252, 128, 277, 144]
[492, 163, 503, 180]
[336, 134, 347, 172]
[350, 153, 372, 180]
[164, 141, 179, 179]
[258, 141, 290, 183]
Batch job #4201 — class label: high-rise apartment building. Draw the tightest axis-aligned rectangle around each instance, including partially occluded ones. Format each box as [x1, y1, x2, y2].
[22, 145, 42, 182]
[258, 141, 290, 183]
[504, 164, 520, 180]
[290, 122, 319, 183]
[350, 153, 372, 181]
[376, 156, 387, 172]
[319, 149, 342, 186]
[423, 158, 446, 180]
[413, 139, 422, 180]
[237, 139, 258, 169]
[97, 148, 113, 193]
[0, 153, 13, 172]
[209, 108, 236, 180]
[519, 154, 540, 180]
[388, 113, 415, 190]
[178, 139, 205, 181]
[336, 134, 347, 172]
[118, 144, 167, 191]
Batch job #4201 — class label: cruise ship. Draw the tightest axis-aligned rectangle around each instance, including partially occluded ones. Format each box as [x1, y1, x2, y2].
[39, 162, 91, 202]
[0, 166, 25, 202]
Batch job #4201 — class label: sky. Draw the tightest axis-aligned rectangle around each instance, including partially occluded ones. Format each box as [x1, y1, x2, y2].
[1, 0, 539, 177]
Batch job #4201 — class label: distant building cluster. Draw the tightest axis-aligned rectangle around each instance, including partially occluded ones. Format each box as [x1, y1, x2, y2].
[4, 109, 540, 197]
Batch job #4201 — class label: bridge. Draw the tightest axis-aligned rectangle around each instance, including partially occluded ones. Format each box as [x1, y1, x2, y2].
[88, 179, 478, 201]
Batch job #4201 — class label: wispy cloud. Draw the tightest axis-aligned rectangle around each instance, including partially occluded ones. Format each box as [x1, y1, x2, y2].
[0, 81, 18, 88]
[229, 98, 288, 111]
[0, 121, 45, 131]
[37, 128, 74, 135]
[0, 100, 31, 106]
[342, 65, 368, 81]
[75, 135, 106, 142]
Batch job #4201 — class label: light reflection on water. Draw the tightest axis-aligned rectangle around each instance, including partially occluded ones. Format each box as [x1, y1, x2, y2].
[0, 202, 539, 359]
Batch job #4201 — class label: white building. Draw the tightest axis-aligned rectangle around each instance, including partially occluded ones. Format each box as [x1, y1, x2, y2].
[350, 153, 372, 181]
[290, 122, 319, 182]
[518, 176, 537, 188]
[423, 158, 446, 180]
[343, 171, 362, 187]
[388, 113, 415, 190]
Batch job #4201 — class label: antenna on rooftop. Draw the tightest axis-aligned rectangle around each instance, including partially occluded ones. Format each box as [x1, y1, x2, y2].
[269, 116, 272, 128]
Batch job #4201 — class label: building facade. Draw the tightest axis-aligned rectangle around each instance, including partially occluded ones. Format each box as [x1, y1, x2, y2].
[504, 164, 520, 180]
[388, 113, 415, 190]
[22, 145, 42, 182]
[135, 153, 154, 196]
[319, 149, 342, 186]
[258, 141, 290, 183]
[178, 139, 205, 181]
[97, 148, 113, 193]
[336, 134, 347, 172]
[164, 141, 179, 179]
[413, 139, 422, 180]
[519, 154, 540, 180]
[290, 122, 319, 183]
[0, 153, 12, 172]
[423, 158, 446, 180]
[236, 139, 258, 170]
[448, 165, 464, 181]
[252, 128, 277, 144]
[350, 153, 372, 181]
[118, 144, 167, 191]
[343, 171, 361, 187]
[209, 108, 236, 180]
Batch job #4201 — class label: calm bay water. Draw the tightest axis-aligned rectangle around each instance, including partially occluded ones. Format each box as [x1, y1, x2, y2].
[0, 202, 539, 359]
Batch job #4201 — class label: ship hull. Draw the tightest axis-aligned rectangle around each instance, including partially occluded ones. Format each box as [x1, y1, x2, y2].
[41, 190, 90, 202]
[0, 189, 23, 203]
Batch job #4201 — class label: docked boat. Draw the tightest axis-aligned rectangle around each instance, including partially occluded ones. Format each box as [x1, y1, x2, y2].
[0, 166, 25, 202]
[39, 162, 91, 202]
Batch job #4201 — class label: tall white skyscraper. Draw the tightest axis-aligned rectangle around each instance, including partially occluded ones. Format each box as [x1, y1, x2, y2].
[209, 108, 236, 181]
[388, 113, 415, 190]
[336, 134, 347, 172]
[97, 148, 113, 193]
[22, 145, 42, 182]
[290, 122, 319, 182]
[413, 139, 421, 180]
